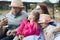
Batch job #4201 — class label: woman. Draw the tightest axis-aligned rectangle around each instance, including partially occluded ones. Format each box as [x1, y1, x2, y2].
[13, 11, 41, 40]
[35, 3, 60, 40]
[34, 3, 49, 15]
[33, 3, 55, 25]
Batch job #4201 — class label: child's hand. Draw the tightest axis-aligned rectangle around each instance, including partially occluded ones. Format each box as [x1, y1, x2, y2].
[19, 35, 22, 40]
[47, 30, 53, 40]
[43, 30, 47, 38]
[43, 29, 50, 40]
[19, 35, 24, 40]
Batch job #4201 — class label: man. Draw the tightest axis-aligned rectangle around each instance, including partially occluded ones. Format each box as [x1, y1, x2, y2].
[0, 0, 28, 40]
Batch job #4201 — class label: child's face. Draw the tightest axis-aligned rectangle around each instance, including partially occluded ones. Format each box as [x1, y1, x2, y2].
[28, 14, 36, 21]
[40, 23, 49, 29]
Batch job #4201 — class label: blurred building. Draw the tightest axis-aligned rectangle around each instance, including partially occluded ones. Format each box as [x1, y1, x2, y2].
[0, 0, 60, 22]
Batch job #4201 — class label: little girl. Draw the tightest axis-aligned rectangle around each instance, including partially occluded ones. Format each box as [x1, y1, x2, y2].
[13, 11, 41, 40]
[38, 14, 56, 40]
[38, 14, 60, 40]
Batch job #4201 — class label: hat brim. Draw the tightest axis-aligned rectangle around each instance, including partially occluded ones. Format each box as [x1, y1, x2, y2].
[38, 22, 50, 24]
[38, 20, 53, 24]
[9, 5, 25, 8]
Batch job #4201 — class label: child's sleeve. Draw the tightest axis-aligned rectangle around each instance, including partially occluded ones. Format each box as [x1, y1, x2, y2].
[23, 23, 36, 36]
[16, 20, 26, 36]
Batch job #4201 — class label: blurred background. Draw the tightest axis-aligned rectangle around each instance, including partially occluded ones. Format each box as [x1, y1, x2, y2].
[0, 0, 60, 22]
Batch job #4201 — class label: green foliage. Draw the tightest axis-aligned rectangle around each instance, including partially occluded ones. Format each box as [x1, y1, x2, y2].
[0, 4, 10, 10]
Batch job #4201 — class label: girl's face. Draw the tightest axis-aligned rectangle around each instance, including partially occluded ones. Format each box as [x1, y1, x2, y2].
[40, 23, 48, 29]
[28, 14, 36, 21]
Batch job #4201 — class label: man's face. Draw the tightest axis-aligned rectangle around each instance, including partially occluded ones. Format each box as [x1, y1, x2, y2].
[11, 7, 22, 14]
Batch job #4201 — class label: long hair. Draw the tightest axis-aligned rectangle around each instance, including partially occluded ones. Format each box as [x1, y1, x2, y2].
[31, 11, 40, 22]
[37, 3, 49, 14]
[31, 11, 40, 29]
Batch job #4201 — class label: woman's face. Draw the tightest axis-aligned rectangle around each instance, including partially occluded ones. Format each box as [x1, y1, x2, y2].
[40, 23, 48, 29]
[36, 6, 43, 14]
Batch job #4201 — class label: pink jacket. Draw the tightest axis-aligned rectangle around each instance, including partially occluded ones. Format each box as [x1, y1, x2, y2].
[16, 19, 40, 37]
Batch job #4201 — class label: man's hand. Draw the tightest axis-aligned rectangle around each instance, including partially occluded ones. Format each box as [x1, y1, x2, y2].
[11, 29, 17, 36]
[6, 30, 12, 36]
[0, 16, 8, 28]
[6, 29, 17, 36]
[11, 29, 17, 33]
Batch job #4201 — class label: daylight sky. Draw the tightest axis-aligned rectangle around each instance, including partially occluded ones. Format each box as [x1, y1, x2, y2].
[0, 0, 59, 3]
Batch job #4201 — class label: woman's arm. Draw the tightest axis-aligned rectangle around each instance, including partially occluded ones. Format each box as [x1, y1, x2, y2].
[52, 26, 60, 33]
[52, 20, 60, 32]
[44, 26, 60, 40]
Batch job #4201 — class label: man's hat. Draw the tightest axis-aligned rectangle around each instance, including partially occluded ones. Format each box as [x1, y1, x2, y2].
[9, 0, 24, 8]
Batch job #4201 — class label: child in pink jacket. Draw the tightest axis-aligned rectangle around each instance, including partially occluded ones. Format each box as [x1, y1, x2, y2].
[13, 11, 40, 40]
[17, 19, 40, 37]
